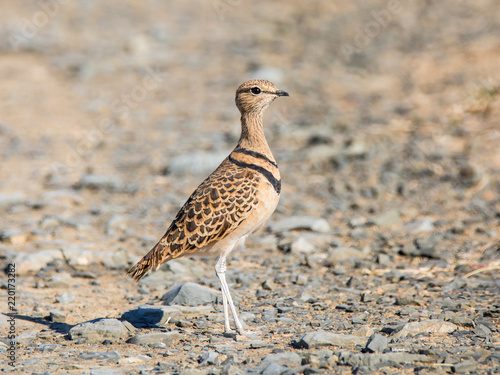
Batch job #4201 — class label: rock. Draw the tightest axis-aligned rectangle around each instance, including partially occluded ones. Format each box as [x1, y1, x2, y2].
[261, 279, 276, 291]
[395, 295, 419, 306]
[46, 273, 73, 288]
[77, 174, 123, 192]
[56, 292, 75, 304]
[69, 318, 129, 343]
[327, 247, 366, 261]
[449, 316, 474, 327]
[391, 320, 457, 338]
[35, 344, 62, 352]
[261, 363, 288, 375]
[365, 333, 387, 353]
[48, 309, 66, 323]
[290, 237, 316, 253]
[199, 351, 219, 366]
[443, 278, 467, 292]
[451, 360, 478, 374]
[402, 218, 435, 233]
[101, 248, 130, 269]
[168, 151, 229, 175]
[0, 229, 28, 245]
[106, 215, 128, 235]
[15, 331, 37, 345]
[295, 331, 368, 349]
[161, 282, 220, 306]
[261, 352, 302, 368]
[473, 324, 492, 338]
[121, 305, 184, 327]
[78, 351, 121, 361]
[0, 192, 28, 209]
[10, 249, 63, 275]
[88, 369, 123, 375]
[127, 331, 181, 345]
[269, 216, 330, 233]
[369, 210, 401, 227]
[338, 351, 433, 367]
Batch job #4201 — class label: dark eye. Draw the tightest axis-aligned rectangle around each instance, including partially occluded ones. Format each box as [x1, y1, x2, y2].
[250, 87, 261, 95]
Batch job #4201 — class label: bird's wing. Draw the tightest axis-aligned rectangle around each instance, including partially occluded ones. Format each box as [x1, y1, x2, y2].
[127, 159, 260, 280]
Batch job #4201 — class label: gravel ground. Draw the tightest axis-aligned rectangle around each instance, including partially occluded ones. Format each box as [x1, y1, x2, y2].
[0, 1, 499, 374]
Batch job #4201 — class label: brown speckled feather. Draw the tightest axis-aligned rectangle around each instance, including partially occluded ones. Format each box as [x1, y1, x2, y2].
[127, 158, 260, 280]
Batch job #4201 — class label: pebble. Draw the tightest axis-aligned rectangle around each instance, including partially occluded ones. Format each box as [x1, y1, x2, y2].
[369, 210, 401, 227]
[260, 363, 288, 375]
[338, 351, 433, 367]
[327, 247, 366, 261]
[261, 352, 302, 368]
[56, 292, 75, 304]
[269, 216, 330, 233]
[451, 360, 478, 374]
[121, 305, 185, 327]
[365, 333, 387, 353]
[391, 320, 457, 338]
[199, 351, 219, 365]
[402, 218, 435, 233]
[295, 330, 368, 349]
[77, 174, 123, 192]
[0, 192, 28, 209]
[78, 351, 122, 361]
[0, 229, 28, 245]
[168, 151, 229, 175]
[69, 318, 129, 343]
[127, 331, 181, 345]
[48, 309, 66, 323]
[47, 273, 74, 288]
[162, 282, 221, 306]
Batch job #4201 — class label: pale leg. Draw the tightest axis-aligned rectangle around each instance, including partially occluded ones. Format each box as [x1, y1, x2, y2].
[215, 255, 246, 335]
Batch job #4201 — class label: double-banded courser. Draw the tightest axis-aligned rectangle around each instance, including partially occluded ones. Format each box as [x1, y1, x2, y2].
[128, 79, 289, 335]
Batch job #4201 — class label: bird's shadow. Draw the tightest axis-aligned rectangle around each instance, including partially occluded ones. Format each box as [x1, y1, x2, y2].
[3, 313, 74, 336]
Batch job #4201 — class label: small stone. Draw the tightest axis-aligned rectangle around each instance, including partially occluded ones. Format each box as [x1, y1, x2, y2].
[262, 279, 276, 291]
[162, 282, 220, 306]
[402, 218, 435, 233]
[101, 248, 130, 269]
[69, 318, 129, 343]
[395, 295, 418, 306]
[473, 324, 492, 338]
[77, 174, 123, 192]
[451, 360, 478, 373]
[199, 351, 219, 365]
[0, 229, 28, 245]
[295, 330, 368, 349]
[269, 216, 330, 233]
[127, 331, 181, 345]
[48, 309, 66, 323]
[450, 316, 474, 327]
[327, 247, 366, 261]
[370, 210, 401, 227]
[290, 237, 316, 253]
[121, 305, 184, 327]
[294, 274, 308, 285]
[106, 215, 128, 235]
[365, 333, 388, 353]
[56, 292, 75, 304]
[168, 151, 229, 176]
[261, 363, 288, 375]
[391, 320, 457, 338]
[261, 352, 302, 368]
[0, 192, 28, 209]
[35, 344, 62, 352]
[78, 351, 122, 361]
[47, 273, 73, 288]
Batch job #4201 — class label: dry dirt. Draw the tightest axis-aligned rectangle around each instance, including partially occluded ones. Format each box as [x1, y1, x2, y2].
[0, 1, 499, 374]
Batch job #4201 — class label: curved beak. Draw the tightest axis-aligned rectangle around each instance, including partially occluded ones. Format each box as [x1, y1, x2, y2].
[276, 89, 289, 97]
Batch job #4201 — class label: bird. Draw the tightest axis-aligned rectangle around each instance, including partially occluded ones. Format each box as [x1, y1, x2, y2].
[127, 79, 289, 335]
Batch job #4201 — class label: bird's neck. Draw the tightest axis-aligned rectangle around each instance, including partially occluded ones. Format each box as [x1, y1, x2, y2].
[237, 112, 274, 158]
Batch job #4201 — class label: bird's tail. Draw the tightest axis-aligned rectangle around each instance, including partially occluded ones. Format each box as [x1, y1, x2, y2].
[127, 241, 172, 281]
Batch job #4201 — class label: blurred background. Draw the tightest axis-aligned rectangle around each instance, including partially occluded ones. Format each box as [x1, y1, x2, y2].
[0, 0, 499, 265]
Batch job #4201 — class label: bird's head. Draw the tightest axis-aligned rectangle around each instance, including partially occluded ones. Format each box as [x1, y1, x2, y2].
[235, 79, 289, 115]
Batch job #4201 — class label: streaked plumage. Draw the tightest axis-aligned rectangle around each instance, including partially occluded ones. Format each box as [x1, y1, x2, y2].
[128, 79, 289, 335]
